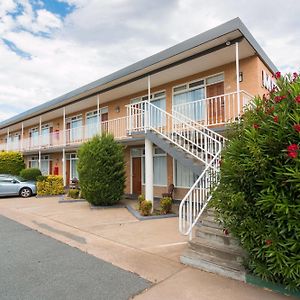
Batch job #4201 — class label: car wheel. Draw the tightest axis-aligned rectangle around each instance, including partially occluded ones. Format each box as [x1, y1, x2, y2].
[20, 187, 32, 198]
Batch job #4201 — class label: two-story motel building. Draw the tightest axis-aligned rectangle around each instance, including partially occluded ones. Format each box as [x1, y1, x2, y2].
[0, 18, 277, 202]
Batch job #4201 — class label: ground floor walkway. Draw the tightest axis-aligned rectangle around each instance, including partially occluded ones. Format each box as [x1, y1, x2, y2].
[0, 197, 295, 299]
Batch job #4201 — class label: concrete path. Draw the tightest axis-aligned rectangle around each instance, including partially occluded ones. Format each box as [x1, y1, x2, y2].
[0, 197, 295, 300]
[0, 215, 150, 300]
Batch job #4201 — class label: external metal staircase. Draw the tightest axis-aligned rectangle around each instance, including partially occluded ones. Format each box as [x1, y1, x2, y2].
[127, 100, 226, 239]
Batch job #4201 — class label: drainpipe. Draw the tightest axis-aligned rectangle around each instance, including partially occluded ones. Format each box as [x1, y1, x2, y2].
[235, 42, 241, 118]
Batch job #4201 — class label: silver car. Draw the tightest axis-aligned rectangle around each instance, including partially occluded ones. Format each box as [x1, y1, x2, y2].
[0, 174, 37, 198]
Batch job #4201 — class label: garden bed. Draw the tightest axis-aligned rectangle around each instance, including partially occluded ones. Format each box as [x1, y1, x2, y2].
[126, 204, 177, 221]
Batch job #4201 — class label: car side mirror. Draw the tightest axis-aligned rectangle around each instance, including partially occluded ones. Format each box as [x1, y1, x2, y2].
[12, 180, 18, 184]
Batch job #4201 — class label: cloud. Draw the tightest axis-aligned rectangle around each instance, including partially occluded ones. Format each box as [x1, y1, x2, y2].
[0, 0, 299, 122]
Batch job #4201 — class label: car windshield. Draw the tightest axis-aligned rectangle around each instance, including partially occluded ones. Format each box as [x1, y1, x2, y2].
[14, 176, 26, 182]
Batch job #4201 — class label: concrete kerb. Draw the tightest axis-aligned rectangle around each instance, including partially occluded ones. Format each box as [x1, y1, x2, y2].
[126, 204, 177, 221]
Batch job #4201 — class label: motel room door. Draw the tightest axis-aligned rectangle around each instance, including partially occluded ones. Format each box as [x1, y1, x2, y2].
[207, 82, 225, 125]
[132, 157, 142, 195]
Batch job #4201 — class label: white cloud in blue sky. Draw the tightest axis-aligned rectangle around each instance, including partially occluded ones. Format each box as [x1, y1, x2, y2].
[0, 0, 299, 121]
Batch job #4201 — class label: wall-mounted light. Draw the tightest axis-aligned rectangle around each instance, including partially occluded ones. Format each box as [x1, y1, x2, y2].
[239, 72, 243, 82]
[225, 41, 231, 46]
[115, 106, 120, 113]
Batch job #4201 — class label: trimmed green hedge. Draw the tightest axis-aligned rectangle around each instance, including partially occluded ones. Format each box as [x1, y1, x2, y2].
[20, 168, 42, 181]
[78, 134, 126, 206]
[211, 72, 300, 290]
[0, 151, 25, 175]
[37, 175, 64, 196]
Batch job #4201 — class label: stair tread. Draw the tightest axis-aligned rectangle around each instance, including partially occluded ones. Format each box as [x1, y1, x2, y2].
[189, 237, 246, 257]
[181, 248, 245, 272]
[201, 215, 220, 222]
[196, 225, 237, 240]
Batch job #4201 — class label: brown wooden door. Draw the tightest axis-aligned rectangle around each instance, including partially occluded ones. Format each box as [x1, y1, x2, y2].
[132, 157, 142, 195]
[66, 160, 70, 186]
[207, 82, 225, 125]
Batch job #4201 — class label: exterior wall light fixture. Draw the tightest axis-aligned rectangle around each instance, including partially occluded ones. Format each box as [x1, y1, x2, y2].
[239, 72, 243, 82]
[115, 106, 120, 113]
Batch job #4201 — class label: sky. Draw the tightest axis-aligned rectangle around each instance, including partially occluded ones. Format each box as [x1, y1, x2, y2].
[0, 0, 299, 122]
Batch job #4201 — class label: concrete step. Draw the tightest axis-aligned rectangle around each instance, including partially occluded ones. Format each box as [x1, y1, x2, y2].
[189, 237, 246, 263]
[180, 248, 246, 282]
[206, 208, 216, 217]
[201, 215, 223, 229]
[195, 226, 239, 247]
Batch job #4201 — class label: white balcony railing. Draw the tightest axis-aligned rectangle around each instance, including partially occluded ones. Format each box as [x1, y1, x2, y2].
[0, 116, 129, 152]
[0, 91, 253, 153]
[172, 90, 253, 126]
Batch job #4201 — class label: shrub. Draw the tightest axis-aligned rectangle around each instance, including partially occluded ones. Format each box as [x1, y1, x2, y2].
[140, 200, 152, 216]
[138, 194, 145, 210]
[78, 134, 126, 206]
[211, 72, 300, 290]
[160, 197, 172, 214]
[20, 168, 42, 181]
[68, 189, 80, 199]
[37, 175, 64, 196]
[0, 151, 25, 175]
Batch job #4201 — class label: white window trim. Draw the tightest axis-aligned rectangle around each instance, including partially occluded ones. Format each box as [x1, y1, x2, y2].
[173, 72, 224, 96]
[131, 90, 166, 103]
[86, 106, 109, 118]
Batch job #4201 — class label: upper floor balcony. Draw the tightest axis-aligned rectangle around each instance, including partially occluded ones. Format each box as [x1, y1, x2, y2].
[0, 91, 252, 153]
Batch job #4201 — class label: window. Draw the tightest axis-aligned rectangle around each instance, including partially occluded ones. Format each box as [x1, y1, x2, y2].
[173, 80, 205, 121]
[206, 73, 224, 85]
[28, 155, 51, 175]
[67, 153, 78, 180]
[172, 73, 224, 121]
[8, 133, 20, 150]
[67, 115, 82, 142]
[41, 124, 50, 146]
[30, 127, 39, 147]
[131, 91, 166, 127]
[141, 147, 167, 186]
[174, 160, 198, 188]
[86, 107, 108, 138]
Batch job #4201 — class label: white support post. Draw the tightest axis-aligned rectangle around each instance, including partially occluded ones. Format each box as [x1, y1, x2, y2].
[146, 75, 151, 130]
[62, 148, 66, 186]
[6, 128, 9, 151]
[235, 42, 241, 117]
[21, 122, 24, 152]
[145, 138, 154, 211]
[39, 116, 42, 149]
[97, 95, 101, 135]
[38, 150, 41, 170]
[63, 107, 66, 146]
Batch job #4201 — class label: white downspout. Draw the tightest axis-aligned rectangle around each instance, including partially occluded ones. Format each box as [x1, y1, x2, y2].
[235, 42, 241, 118]
[63, 107, 66, 186]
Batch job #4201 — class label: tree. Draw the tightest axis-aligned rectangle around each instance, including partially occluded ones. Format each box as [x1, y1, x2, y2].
[78, 134, 126, 206]
[211, 72, 300, 290]
[0, 151, 25, 175]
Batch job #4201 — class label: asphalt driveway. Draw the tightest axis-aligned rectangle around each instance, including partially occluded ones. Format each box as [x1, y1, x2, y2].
[0, 215, 150, 300]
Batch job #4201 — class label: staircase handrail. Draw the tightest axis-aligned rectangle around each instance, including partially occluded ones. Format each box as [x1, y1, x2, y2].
[179, 151, 221, 236]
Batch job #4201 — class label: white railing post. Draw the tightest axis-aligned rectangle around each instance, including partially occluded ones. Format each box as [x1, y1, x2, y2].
[146, 75, 151, 131]
[39, 116, 42, 151]
[236, 42, 241, 119]
[63, 107, 66, 146]
[21, 122, 24, 152]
